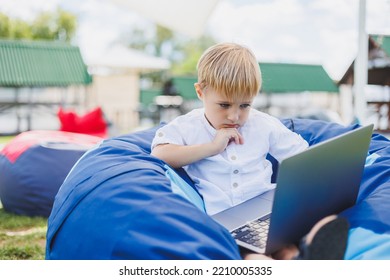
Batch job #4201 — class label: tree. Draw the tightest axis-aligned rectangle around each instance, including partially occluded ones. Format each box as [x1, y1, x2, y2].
[31, 12, 54, 40]
[0, 13, 11, 38]
[171, 35, 216, 75]
[54, 9, 77, 42]
[154, 25, 174, 57]
[126, 24, 175, 58]
[125, 23, 216, 77]
[0, 8, 77, 42]
[11, 19, 32, 39]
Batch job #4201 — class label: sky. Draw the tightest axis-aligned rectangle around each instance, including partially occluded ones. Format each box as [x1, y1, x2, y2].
[0, 0, 390, 81]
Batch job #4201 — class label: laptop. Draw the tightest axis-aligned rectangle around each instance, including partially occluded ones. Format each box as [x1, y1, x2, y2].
[211, 124, 374, 255]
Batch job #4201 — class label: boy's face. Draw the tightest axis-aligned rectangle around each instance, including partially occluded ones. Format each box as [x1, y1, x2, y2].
[195, 84, 254, 130]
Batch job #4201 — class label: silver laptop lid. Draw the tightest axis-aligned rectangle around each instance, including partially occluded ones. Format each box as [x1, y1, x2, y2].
[265, 124, 373, 254]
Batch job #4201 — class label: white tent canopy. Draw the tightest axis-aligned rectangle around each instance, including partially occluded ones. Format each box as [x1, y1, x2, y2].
[84, 45, 171, 74]
[110, 0, 220, 38]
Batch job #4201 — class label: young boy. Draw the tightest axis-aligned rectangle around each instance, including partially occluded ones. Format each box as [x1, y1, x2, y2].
[151, 42, 308, 215]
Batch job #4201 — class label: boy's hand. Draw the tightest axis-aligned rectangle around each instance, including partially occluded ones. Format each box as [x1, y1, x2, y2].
[152, 128, 244, 168]
[212, 128, 244, 154]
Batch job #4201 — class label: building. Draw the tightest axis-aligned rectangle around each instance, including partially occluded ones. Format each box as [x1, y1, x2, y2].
[339, 34, 390, 131]
[140, 62, 340, 124]
[0, 40, 170, 135]
[0, 39, 91, 135]
[84, 45, 170, 133]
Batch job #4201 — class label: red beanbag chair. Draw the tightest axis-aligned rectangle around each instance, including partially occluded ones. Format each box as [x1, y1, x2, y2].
[58, 107, 108, 138]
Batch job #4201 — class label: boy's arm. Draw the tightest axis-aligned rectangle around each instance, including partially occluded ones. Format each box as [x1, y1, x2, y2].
[151, 143, 219, 168]
[152, 127, 244, 168]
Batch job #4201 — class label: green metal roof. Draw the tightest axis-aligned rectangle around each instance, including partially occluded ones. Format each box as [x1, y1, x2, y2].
[140, 88, 161, 105]
[140, 76, 198, 105]
[0, 39, 92, 87]
[171, 64, 339, 97]
[140, 63, 338, 105]
[172, 76, 197, 100]
[370, 35, 390, 57]
[260, 63, 339, 93]
[171, 64, 339, 98]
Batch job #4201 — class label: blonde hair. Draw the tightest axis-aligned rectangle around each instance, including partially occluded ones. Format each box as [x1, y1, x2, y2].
[196, 42, 261, 101]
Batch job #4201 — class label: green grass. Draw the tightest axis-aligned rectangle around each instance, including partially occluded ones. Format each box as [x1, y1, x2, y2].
[0, 206, 48, 260]
[0, 136, 15, 144]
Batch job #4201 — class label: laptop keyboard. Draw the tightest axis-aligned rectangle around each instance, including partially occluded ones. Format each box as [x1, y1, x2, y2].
[231, 217, 270, 249]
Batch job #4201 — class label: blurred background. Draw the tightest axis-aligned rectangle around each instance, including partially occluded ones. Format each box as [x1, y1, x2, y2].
[0, 0, 390, 137]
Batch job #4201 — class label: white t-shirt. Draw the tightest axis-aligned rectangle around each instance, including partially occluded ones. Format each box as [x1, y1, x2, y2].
[151, 108, 308, 215]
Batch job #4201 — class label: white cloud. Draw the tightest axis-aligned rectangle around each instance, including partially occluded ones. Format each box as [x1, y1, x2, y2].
[367, 0, 390, 34]
[0, 0, 152, 61]
[0, 0, 61, 20]
[208, 0, 390, 80]
[1, 0, 389, 80]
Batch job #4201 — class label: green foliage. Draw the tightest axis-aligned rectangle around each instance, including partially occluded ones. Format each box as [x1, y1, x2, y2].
[0, 136, 15, 144]
[172, 35, 216, 75]
[0, 8, 77, 42]
[31, 12, 55, 40]
[55, 9, 77, 42]
[0, 13, 11, 37]
[127, 23, 216, 84]
[11, 19, 32, 39]
[154, 25, 174, 57]
[127, 24, 176, 59]
[125, 26, 149, 50]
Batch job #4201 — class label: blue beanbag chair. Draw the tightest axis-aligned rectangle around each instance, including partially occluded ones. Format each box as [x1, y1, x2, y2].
[46, 119, 390, 259]
[0, 131, 103, 217]
[46, 124, 240, 260]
